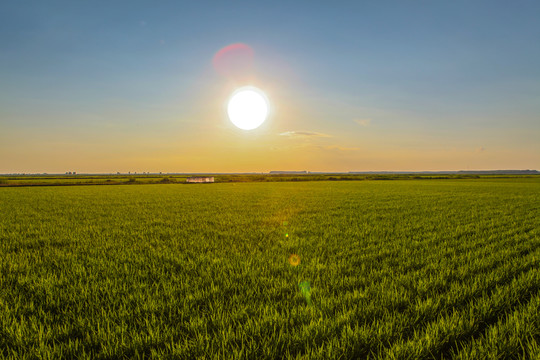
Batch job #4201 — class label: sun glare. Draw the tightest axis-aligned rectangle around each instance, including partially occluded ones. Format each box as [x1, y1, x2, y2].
[227, 87, 269, 130]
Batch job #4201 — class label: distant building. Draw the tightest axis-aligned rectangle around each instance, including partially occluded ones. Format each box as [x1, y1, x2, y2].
[186, 176, 214, 183]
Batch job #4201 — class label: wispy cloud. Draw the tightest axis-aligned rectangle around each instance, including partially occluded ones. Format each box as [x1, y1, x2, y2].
[354, 118, 372, 127]
[322, 145, 362, 152]
[279, 131, 331, 138]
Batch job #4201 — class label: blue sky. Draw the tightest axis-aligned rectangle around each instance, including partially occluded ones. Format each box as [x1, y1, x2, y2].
[1, 0, 539, 173]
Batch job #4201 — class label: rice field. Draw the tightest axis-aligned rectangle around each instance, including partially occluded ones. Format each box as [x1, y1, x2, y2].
[1, 178, 539, 359]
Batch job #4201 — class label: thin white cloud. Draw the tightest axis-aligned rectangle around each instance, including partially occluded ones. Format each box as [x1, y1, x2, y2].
[279, 131, 331, 138]
[322, 145, 362, 152]
[354, 118, 372, 127]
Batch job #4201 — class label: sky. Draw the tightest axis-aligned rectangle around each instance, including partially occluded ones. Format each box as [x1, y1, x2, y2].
[1, 0, 539, 173]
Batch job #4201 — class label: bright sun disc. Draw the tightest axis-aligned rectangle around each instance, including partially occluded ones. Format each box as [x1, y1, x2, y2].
[227, 87, 269, 130]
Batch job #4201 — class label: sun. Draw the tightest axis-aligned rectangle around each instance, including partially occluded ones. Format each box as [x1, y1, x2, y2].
[227, 87, 269, 130]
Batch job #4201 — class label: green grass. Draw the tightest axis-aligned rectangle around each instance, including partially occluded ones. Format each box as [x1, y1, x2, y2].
[1, 179, 539, 359]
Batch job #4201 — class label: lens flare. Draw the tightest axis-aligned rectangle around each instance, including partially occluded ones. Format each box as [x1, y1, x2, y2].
[288, 254, 301, 266]
[213, 43, 254, 80]
[299, 280, 312, 305]
[299, 281, 310, 294]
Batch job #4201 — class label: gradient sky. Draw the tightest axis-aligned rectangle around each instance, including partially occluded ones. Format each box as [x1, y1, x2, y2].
[1, 0, 539, 173]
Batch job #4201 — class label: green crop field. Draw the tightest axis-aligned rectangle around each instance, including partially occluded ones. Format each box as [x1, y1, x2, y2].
[1, 178, 539, 359]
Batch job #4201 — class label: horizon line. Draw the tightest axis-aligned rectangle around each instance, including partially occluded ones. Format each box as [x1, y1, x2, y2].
[1, 169, 538, 176]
